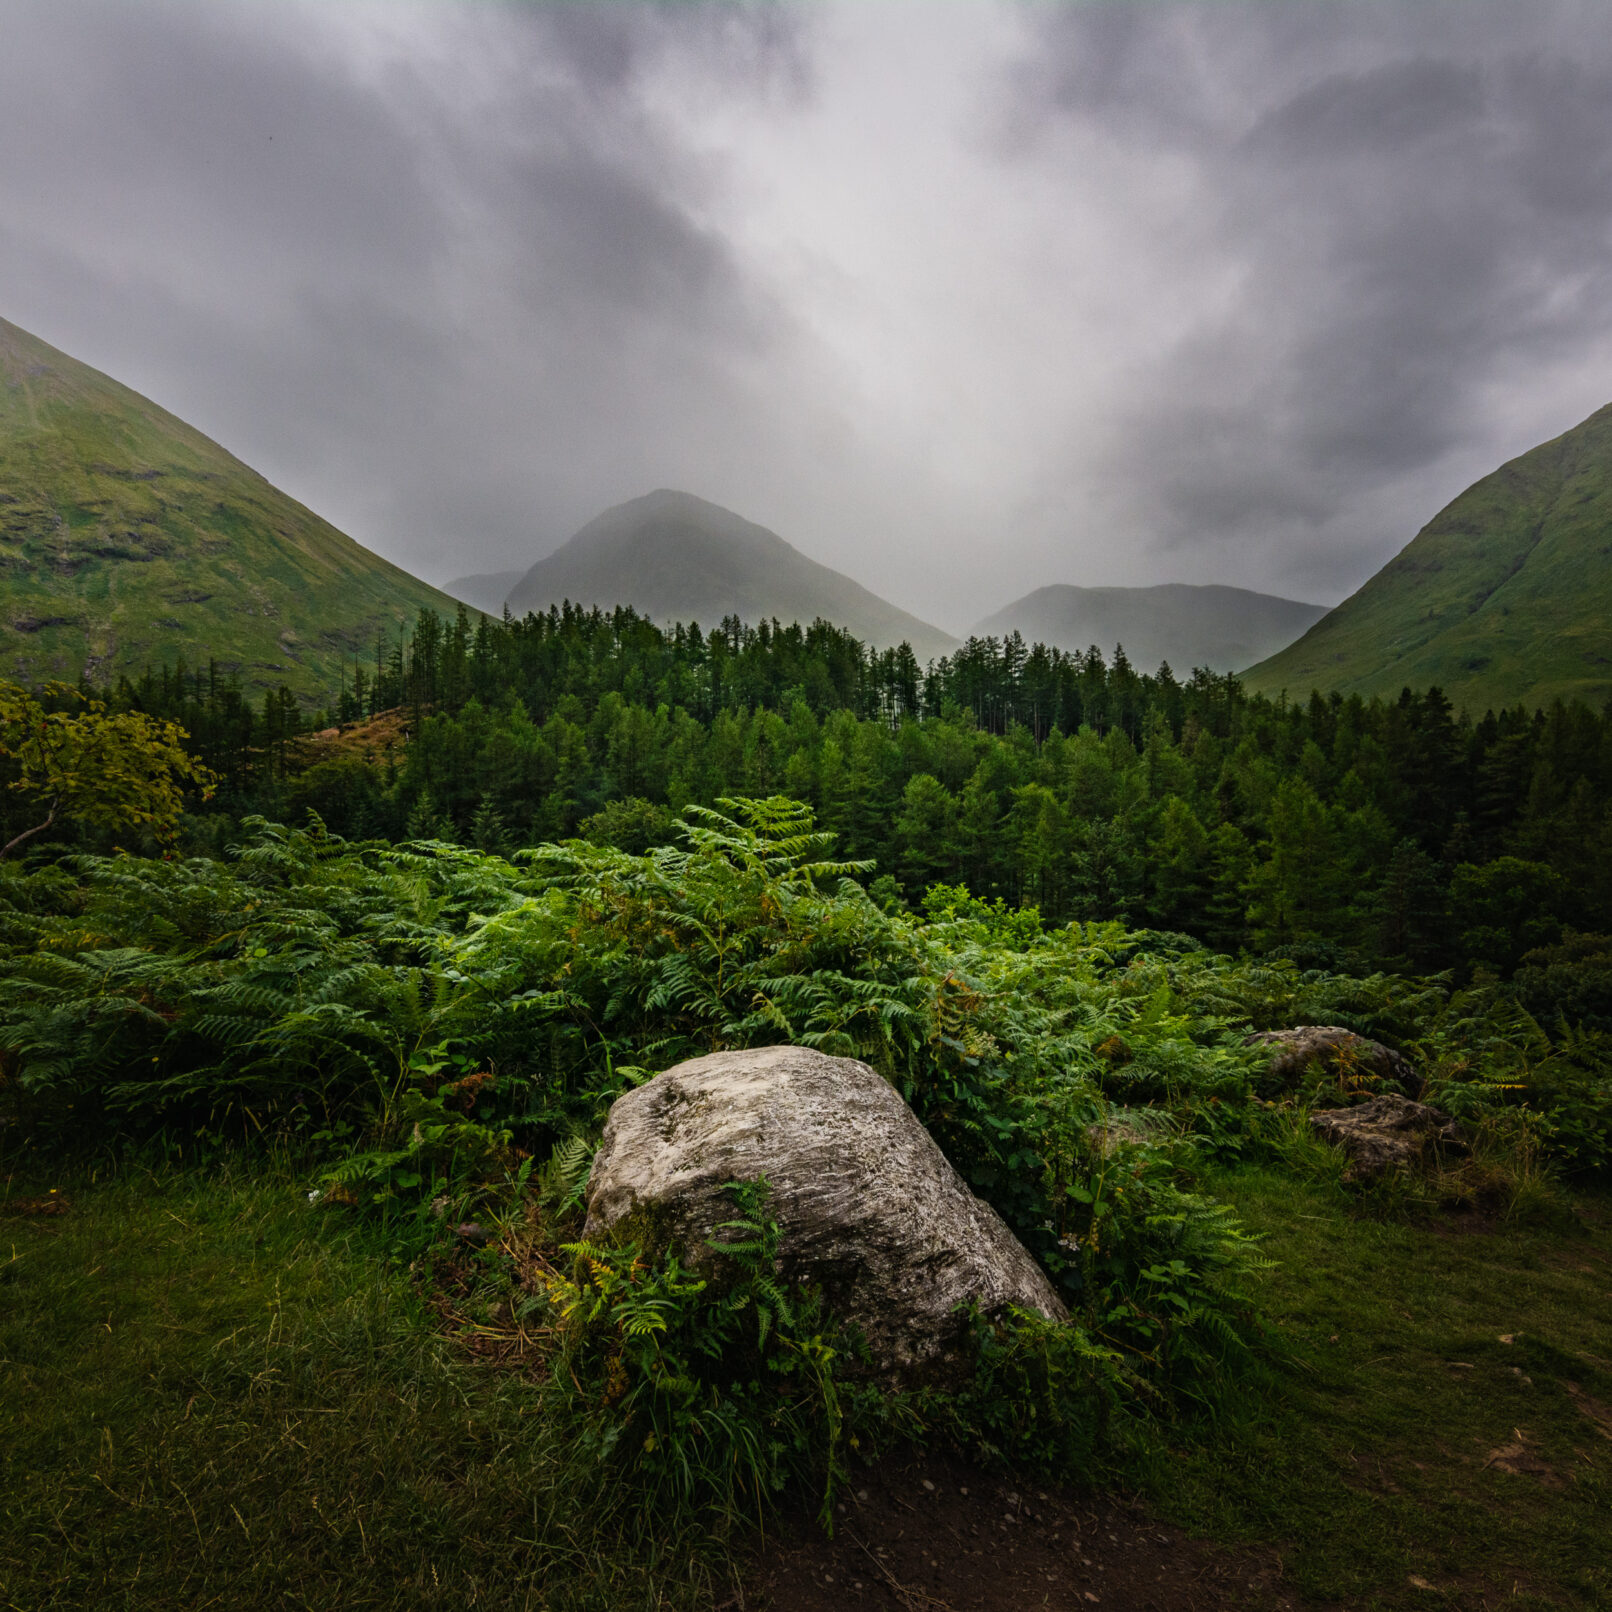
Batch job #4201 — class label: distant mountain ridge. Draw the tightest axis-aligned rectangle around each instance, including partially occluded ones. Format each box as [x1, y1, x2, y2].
[443, 569, 524, 615]
[1244, 404, 1612, 711]
[501, 489, 958, 662]
[973, 583, 1327, 675]
[23, 303, 1599, 717]
[0, 316, 457, 697]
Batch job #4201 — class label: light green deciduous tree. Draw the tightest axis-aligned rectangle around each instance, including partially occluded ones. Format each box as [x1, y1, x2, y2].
[0, 681, 214, 858]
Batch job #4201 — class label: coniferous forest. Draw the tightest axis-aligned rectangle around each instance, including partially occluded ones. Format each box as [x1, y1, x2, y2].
[52, 600, 1612, 999]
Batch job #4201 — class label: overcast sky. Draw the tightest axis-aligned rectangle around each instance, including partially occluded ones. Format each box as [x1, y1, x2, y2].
[4, 0, 1611, 632]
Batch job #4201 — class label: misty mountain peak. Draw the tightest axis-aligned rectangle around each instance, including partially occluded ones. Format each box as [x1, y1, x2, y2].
[502, 491, 955, 659]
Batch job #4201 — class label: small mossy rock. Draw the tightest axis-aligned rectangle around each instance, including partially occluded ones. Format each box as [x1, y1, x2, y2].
[1309, 1093, 1467, 1180]
[582, 1045, 1067, 1380]
[1246, 1025, 1418, 1095]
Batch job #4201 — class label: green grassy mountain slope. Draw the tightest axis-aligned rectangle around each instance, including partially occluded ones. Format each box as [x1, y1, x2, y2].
[1243, 405, 1612, 711]
[504, 489, 959, 663]
[0, 317, 458, 698]
[974, 583, 1327, 675]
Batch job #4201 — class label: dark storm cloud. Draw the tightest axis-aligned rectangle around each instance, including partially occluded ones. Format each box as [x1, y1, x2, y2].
[0, 0, 814, 576]
[1004, 3, 1612, 594]
[4, 0, 1612, 623]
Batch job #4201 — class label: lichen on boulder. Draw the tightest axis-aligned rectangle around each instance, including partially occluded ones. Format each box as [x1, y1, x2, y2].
[582, 1044, 1067, 1380]
[1246, 1025, 1418, 1095]
[1309, 1093, 1468, 1181]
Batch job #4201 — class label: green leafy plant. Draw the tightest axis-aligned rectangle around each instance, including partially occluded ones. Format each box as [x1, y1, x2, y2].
[0, 680, 217, 858]
[531, 1178, 886, 1532]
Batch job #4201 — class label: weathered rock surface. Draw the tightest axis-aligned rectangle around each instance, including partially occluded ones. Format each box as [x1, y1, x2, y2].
[1246, 1025, 1418, 1094]
[583, 1045, 1067, 1378]
[1309, 1093, 1467, 1180]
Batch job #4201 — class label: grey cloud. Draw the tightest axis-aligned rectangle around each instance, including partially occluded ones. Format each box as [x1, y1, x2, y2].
[0, 3, 449, 288]
[0, 0, 817, 578]
[3, 0, 1612, 628]
[536, 1, 812, 99]
[1246, 59, 1487, 157]
[1004, 4, 1612, 596]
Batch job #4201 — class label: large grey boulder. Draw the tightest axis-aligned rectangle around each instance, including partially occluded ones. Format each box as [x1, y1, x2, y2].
[583, 1045, 1067, 1379]
[1246, 1025, 1418, 1095]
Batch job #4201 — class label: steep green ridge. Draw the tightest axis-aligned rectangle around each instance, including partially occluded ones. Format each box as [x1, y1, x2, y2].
[1244, 404, 1612, 711]
[0, 317, 458, 698]
[504, 489, 959, 664]
[974, 583, 1327, 675]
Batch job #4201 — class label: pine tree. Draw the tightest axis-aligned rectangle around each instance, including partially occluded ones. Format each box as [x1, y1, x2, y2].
[1068, 815, 1142, 924]
[895, 773, 963, 898]
[958, 765, 1005, 899]
[1148, 796, 1210, 932]
[1203, 823, 1253, 953]
[1244, 776, 1346, 951]
[404, 789, 454, 843]
[470, 794, 511, 857]
[1369, 838, 1447, 967]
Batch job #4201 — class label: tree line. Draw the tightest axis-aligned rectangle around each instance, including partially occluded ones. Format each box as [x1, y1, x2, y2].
[22, 602, 1612, 1001]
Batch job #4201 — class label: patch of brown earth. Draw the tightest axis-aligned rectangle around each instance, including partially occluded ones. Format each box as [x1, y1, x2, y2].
[1480, 1429, 1562, 1488]
[291, 705, 413, 767]
[746, 1447, 1307, 1612]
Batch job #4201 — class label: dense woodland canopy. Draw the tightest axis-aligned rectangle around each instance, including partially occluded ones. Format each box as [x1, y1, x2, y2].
[14, 601, 1612, 1003]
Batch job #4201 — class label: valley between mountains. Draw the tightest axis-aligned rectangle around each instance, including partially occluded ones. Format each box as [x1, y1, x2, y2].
[7, 313, 1607, 711]
[2, 314, 1610, 1612]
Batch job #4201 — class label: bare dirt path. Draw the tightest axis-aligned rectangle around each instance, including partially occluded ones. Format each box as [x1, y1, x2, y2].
[746, 1447, 1310, 1612]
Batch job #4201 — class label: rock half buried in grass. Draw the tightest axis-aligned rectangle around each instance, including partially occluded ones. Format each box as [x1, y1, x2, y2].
[1309, 1093, 1467, 1180]
[1246, 1025, 1418, 1095]
[582, 1045, 1067, 1380]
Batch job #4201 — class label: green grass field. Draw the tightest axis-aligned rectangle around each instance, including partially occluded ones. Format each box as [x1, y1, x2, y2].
[1161, 1167, 1612, 1609]
[5, 1159, 1607, 1611]
[0, 1161, 735, 1612]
